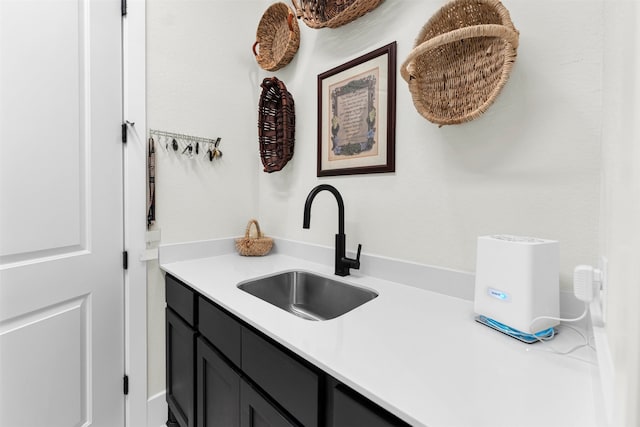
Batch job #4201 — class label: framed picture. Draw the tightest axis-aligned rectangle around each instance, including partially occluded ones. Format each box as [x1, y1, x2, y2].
[317, 42, 396, 177]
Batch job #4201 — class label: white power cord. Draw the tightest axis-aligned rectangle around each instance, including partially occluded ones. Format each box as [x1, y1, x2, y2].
[527, 265, 603, 355]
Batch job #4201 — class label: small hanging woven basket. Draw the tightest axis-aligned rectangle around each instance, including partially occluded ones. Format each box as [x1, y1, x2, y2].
[235, 219, 274, 257]
[400, 0, 519, 126]
[258, 77, 295, 173]
[253, 2, 300, 71]
[291, 0, 384, 29]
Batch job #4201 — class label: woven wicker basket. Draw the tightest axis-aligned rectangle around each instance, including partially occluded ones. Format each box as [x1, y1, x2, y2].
[291, 0, 384, 29]
[401, 0, 519, 126]
[235, 219, 273, 257]
[258, 77, 295, 173]
[253, 3, 300, 71]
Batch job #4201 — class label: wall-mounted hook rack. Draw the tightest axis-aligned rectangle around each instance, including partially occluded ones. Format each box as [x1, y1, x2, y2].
[148, 129, 223, 161]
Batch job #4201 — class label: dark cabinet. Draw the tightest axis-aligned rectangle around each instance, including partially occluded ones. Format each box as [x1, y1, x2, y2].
[333, 385, 410, 427]
[165, 274, 411, 427]
[166, 308, 196, 427]
[196, 337, 240, 427]
[240, 380, 298, 427]
[199, 297, 241, 367]
[166, 274, 197, 325]
[242, 327, 318, 427]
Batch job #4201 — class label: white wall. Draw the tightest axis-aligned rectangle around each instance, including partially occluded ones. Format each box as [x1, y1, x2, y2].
[147, 0, 262, 243]
[601, 1, 640, 425]
[146, 0, 607, 400]
[259, 0, 603, 285]
[146, 0, 264, 396]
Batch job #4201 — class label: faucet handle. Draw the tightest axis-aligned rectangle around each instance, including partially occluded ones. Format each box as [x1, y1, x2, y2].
[340, 243, 362, 273]
[351, 244, 362, 270]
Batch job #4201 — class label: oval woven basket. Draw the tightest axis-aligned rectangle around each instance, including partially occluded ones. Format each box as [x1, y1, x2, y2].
[258, 77, 295, 173]
[401, 0, 519, 126]
[235, 219, 273, 256]
[291, 0, 384, 29]
[253, 2, 300, 71]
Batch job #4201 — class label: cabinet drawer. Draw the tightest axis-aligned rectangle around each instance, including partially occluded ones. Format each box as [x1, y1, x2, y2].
[166, 275, 197, 327]
[199, 297, 241, 367]
[332, 385, 410, 427]
[241, 327, 318, 427]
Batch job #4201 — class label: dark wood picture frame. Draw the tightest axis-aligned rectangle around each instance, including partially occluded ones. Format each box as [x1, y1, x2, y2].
[317, 42, 396, 177]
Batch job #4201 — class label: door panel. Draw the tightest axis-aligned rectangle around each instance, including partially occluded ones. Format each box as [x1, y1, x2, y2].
[166, 308, 196, 427]
[240, 380, 297, 427]
[197, 337, 240, 427]
[0, 0, 124, 424]
[0, 0, 89, 263]
[0, 296, 90, 427]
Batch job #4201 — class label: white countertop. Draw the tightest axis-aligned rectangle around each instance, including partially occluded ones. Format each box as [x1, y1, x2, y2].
[160, 244, 605, 427]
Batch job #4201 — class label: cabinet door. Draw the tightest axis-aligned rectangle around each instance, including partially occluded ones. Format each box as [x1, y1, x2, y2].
[166, 308, 196, 427]
[197, 337, 240, 427]
[240, 380, 298, 427]
[332, 385, 410, 427]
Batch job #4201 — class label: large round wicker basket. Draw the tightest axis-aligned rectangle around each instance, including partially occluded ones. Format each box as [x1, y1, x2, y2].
[401, 0, 519, 126]
[291, 0, 384, 29]
[253, 2, 300, 71]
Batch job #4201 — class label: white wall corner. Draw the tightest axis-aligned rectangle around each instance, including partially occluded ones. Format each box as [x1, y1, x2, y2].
[124, 0, 148, 425]
[590, 301, 614, 426]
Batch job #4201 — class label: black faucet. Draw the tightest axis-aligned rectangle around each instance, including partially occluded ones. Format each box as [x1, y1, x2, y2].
[303, 184, 362, 277]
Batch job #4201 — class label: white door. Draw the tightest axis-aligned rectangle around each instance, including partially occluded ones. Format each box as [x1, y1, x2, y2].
[0, 0, 125, 425]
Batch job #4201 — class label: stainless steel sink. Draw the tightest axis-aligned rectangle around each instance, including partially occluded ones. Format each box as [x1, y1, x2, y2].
[237, 270, 378, 321]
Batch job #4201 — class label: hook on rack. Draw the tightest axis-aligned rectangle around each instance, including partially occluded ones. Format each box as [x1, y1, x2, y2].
[206, 138, 223, 161]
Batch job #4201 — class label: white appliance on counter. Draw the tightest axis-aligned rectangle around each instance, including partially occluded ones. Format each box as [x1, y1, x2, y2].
[474, 235, 559, 336]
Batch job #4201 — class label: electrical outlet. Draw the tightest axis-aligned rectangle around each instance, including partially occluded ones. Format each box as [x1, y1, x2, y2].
[589, 256, 609, 327]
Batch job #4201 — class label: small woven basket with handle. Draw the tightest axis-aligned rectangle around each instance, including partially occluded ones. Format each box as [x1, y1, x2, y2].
[401, 0, 519, 126]
[253, 2, 300, 71]
[235, 219, 274, 257]
[291, 0, 384, 29]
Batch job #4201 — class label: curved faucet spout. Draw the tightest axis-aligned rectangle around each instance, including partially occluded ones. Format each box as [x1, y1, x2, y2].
[302, 184, 360, 277]
[302, 184, 345, 235]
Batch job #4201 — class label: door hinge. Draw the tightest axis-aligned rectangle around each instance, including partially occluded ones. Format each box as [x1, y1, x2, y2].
[123, 251, 128, 270]
[123, 375, 129, 395]
[121, 122, 127, 143]
[121, 0, 127, 16]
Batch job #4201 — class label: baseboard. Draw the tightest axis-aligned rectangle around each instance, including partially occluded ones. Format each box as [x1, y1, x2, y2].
[147, 390, 167, 427]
